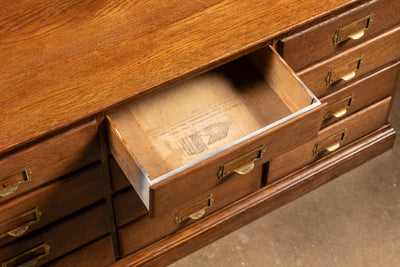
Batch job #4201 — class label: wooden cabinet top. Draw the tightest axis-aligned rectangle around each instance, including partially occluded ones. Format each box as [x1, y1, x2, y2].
[0, 0, 358, 153]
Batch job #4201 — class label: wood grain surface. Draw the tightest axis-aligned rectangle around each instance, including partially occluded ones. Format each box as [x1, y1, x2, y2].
[0, 0, 357, 154]
[113, 125, 396, 266]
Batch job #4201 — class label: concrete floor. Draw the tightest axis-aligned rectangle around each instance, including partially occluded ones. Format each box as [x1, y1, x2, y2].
[170, 88, 400, 267]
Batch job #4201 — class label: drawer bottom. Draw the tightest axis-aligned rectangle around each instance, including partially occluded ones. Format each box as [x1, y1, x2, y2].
[113, 124, 396, 267]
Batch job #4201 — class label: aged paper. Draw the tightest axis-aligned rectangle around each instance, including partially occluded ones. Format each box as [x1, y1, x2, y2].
[129, 70, 261, 170]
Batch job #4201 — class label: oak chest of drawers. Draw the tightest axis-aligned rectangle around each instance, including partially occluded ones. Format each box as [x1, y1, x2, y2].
[0, 0, 398, 266]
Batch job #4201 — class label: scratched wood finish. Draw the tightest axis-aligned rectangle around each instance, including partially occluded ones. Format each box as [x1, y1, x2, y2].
[268, 97, 393, 182]
[113, 125, 396, 267]
[0, 0, 358, 154]
[0, 165, 104, 247]
[279, 0, 400, 71]
[0, 203, 109, 266]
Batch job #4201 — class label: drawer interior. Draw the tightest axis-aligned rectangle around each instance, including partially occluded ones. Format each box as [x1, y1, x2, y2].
[107, 46, 320, 211]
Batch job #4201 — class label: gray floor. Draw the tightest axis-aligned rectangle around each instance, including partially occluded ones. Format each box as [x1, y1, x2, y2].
[170, 88, 400, 267]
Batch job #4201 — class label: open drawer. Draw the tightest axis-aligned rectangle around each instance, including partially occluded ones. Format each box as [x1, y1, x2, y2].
[107, 46, 325, 217]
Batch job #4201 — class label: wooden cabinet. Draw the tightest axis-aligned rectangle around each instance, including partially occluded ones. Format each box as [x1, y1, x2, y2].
[0, 0, 398, 266]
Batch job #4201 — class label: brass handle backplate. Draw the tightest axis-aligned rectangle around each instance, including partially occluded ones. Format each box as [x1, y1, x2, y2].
[334, 15, 372, 44]
[326, 57, 363, 85]
[313, 130, 347, 155]
[175, 195, 214, 224]
[0, 166, 32, 198]
[217, 145, 265, 180]
[324, 95, 354, 119]
[0, 208, 42, 240]
[1, 242, 50, 267]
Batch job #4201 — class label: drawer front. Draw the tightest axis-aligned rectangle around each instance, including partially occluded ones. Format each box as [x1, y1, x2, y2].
[108, 46, 325, 217]
[321, 61, 400, 128]
[110, 157, 131, 193]
[43, 236, 114, 267]
[268, 96, 393, 183]
[118, 165, 262, 256]
[113, 188, 148, 227]
[0, 120, 100, 203]
[298, 25, 400, 98]
[0, 203, 108, 267]
[0, 165, 104, 246]
[279, 0, 400, 71]
[148, 105, 323, 217]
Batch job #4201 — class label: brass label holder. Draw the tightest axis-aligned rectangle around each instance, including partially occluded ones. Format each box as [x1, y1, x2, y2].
[217, 145, 265, 180]
[1, 242, 50, 267]
[0, 207, 42, 239]
[334, 15, 372, 44]
[0, 166, 32, 198]
[313, 130, 347, 155]
[326, 57, 363, 85]
[175, 195, 214, 224]
[324, 95, 354, 119]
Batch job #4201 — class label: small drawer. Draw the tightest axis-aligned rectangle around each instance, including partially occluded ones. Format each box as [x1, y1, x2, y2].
[268, 96, 393, 183]
[43, 236, 114, 267]
[320, 60, 400, 128]
[110, 157, 132, 193]
[114, 188, 148, 227]
[0, 203, 108, 267]
[0, 120, 100, 203]
[118, 165, 262, 256]
[107, 46, 325, 217]
[279, 0, 400, 71]
[0, 165, 104, 246]
[297, 26, 400, 98]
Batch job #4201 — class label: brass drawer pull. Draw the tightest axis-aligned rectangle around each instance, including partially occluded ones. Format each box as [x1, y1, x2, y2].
[326, 57, 363, 85]
[175, 195, 214, 224]
[1, 243, 50, 267]
[0, 166, 32, 198]
[324, 95, 353, 119]
[334, 15, 372, 44]
[217, 145, 265, 180]
[313, 130, 346, 155]
[0, 208, 42, 239]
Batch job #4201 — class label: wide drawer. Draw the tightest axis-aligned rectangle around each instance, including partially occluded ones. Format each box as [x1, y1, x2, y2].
[0, 165, 104, 246]
[321, 61, 400, 128]
[297, 25, 400, 98]
[0, 203, 108, 267]
[43, 236, 114, 267]
[279, 0, 400, 71]
[268, 96, 393, 183]
[118, 165, 263, 256]
[107, 46, 325, 217]
[0, 120, 100, 203]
